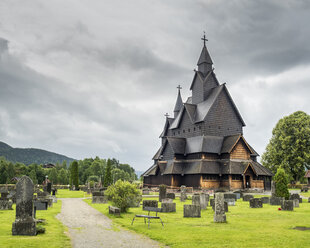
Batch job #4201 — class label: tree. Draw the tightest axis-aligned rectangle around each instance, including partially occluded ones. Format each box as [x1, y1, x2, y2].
[49, 167, 58, 184]
[29, 169, 38, 185]
[71, 161, 79, 189]
[262, 111, 310, 182]
[274, 167, 290, 199]
[104, 159, 112, 187]
[105, 180, 141, 212]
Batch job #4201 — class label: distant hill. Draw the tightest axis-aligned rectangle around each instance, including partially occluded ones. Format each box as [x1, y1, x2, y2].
[0, 141, 75, 165]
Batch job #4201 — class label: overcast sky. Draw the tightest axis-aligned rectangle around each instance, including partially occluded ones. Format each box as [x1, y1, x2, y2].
[0, 0, 310, 171]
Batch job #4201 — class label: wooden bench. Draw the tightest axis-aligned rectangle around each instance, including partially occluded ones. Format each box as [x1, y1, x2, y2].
[131, 207, 164, 228]
[109, 206, 121, 216]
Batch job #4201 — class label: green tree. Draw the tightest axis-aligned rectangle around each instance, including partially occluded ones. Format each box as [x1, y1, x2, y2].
[49, 167, 58, 184]
[104, 159, 112, 187]
[105, 180, 141, 212]
[262, 111, 310, 182]
[29, 169, 38, 184]
[71, 161, 79, 189]
[274, 167, 290, 199]
[57, 168, 68, 185]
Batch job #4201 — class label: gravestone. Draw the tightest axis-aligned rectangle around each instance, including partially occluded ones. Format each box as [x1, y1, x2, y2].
[243, 194, 254, 201]
[92, 191, 108, 204]
[143, 200, 158, 210]
[271, 181, 275, 196]
[225, 198, 235, 206]
[159, 184, 167, 202]
[52, 189, 56, 196]
[270, 196, 284, 205]
[292, 199, 299, 208]
[281, 200, 294, 211]
[162, 202, 176, 212]
[162, 198, 173, 203]
[260, 197, 270, 204]
[192, 193, 200, 206]
[34, 201, 48, 210]
[47, 183, 52, 195]
[233, 191, 241, 199]
[210, 198, 215, 208]
[308, 197, 310, 203]
[214, 193, 226, 223]
[12, 176, 37, 236]
[200, 193, 207, 210]
[0, 189, 13, 210]
[289, 194, 302, 203]
[166, 192, 175, 199]
[224, 193, 237, 201]
[205, 194, 210, 206]
[183, 204, 201, 217]
[249, 198, 263, 208]
[180, 185, 187, 202]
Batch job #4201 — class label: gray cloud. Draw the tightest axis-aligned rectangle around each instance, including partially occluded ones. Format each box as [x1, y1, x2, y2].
[0, 1, 309, 170]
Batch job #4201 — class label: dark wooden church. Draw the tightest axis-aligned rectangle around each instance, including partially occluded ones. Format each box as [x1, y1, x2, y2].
[142, 35, 273, 190]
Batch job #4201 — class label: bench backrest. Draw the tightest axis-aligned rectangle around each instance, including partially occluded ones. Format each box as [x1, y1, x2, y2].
[144, 207, 162, 212]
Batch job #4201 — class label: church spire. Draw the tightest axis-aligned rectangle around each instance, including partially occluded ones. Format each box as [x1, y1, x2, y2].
[197, 32, 213, 75]
[173, 85, 183, 118]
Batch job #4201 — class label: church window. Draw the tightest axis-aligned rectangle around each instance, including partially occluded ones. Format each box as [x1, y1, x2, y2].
[194, 127, 196, 131]
[199, 126, 201, 130]
[173, 132, 175, 136]
[188, 128, 190, 132]
[221, 175, 229, 180]
[183, 129, 185, 133]
[178, 131, 180, 134]
[202, 174, 219, 181]
[232, 175, 242, 180]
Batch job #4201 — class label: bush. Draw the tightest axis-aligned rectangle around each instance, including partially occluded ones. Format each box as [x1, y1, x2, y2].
[274, 167, 290, 199]
[105, 180, 141, 212]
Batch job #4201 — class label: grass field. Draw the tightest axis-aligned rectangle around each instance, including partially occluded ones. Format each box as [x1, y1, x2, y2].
[56, 189, 90, 198]
[85, 197, 310, 248]
[0, 201, 70, 248]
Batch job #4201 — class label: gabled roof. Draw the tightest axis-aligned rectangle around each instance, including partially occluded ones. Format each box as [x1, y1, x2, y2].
[167, 137, 186, 154]
[185, 136, 224, 154]
[190, 70, 219, 90]
[173, 89, 183, 113]
[305, 170, 310, 178]
[184, 103, 197, 123]
[197, 45, 213, 65]
[221, 135, 255, 155]
[159, 117, 174, 138]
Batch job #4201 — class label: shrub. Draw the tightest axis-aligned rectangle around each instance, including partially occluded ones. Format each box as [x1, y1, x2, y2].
[274, 167, 290, 199]
[105, 180, 141, 212]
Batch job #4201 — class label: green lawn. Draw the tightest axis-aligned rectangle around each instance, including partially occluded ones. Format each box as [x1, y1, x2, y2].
[56, 189, 90, 198]
[0, 201, 70, 248]
[85, 197, 310, 248]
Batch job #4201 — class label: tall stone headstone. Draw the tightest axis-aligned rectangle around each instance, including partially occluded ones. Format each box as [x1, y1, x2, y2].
[159, 184, 167, 202]
[200, 193, 207, 210]
[281, 200, 294, 211]
[46, 183, 52, 195]
[12, 176, 36, 236]
[213, 193, 226, 223]
[192, 193, 200, 206]
[180, 185, 187, 202]
[271, 181, 275, 196]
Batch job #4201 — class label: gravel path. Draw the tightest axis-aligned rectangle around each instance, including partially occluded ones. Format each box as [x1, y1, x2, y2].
[57, 198, 163, 248]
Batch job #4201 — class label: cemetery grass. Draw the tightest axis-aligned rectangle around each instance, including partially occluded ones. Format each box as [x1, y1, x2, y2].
[57, 189, 90, 198]
[0, 201, 70, 248]
[85, 198, 310, 248]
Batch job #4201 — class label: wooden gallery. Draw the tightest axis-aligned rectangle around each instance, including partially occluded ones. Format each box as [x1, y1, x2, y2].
[142, 35, 273, 190]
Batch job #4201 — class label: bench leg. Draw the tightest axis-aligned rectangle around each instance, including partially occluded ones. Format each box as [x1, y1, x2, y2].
[131, 216, 135, 225]
[159, 217, 164, 227]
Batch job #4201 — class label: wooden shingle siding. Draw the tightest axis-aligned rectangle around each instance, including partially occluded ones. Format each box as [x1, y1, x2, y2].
[230, 140, 250, 159]
[162, 143, 174, 160]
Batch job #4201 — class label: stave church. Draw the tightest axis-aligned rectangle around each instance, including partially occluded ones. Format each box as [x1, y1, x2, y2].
[142, 35, 273, 190]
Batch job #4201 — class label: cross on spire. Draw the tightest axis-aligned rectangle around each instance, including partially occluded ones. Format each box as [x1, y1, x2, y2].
[177, 85, 182, 90]
[201, 31, 208, 46]
[164, 113, 169, 118]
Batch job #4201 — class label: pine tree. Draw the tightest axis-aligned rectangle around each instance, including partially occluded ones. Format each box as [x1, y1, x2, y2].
[274, 167, 290, 200]
[104, 159, 112, 187]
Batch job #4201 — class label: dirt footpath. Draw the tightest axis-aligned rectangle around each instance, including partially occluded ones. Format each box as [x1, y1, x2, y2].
[57, 198, 163, 248]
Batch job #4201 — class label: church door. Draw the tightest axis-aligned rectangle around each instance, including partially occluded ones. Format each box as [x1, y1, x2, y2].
[245, 175, 251, 188]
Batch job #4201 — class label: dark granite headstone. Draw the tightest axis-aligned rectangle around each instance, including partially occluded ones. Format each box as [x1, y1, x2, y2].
[260, 197, 270, 204]
[47, 183, 52, 195]
[224, 193, 237, 201]
[143, 200, 158, 210]
[243, 194, 254, 201]
[159, 184, 167, 202]
[34, 201, 48, 210]
[289, 194, 302, 203]
[162, 202, 176, 212]
[270, 196, 284, 205]
[250, 198, 263, 208]
[183, 204, 201, 217]
[12, 176, 36, 236]
[166, 192, 175, 199]
[281, 200, 294, 211]
[214, 193, 226, 223]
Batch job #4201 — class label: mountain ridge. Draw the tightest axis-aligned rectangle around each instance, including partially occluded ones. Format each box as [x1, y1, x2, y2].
[0, 141, 75, 165]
